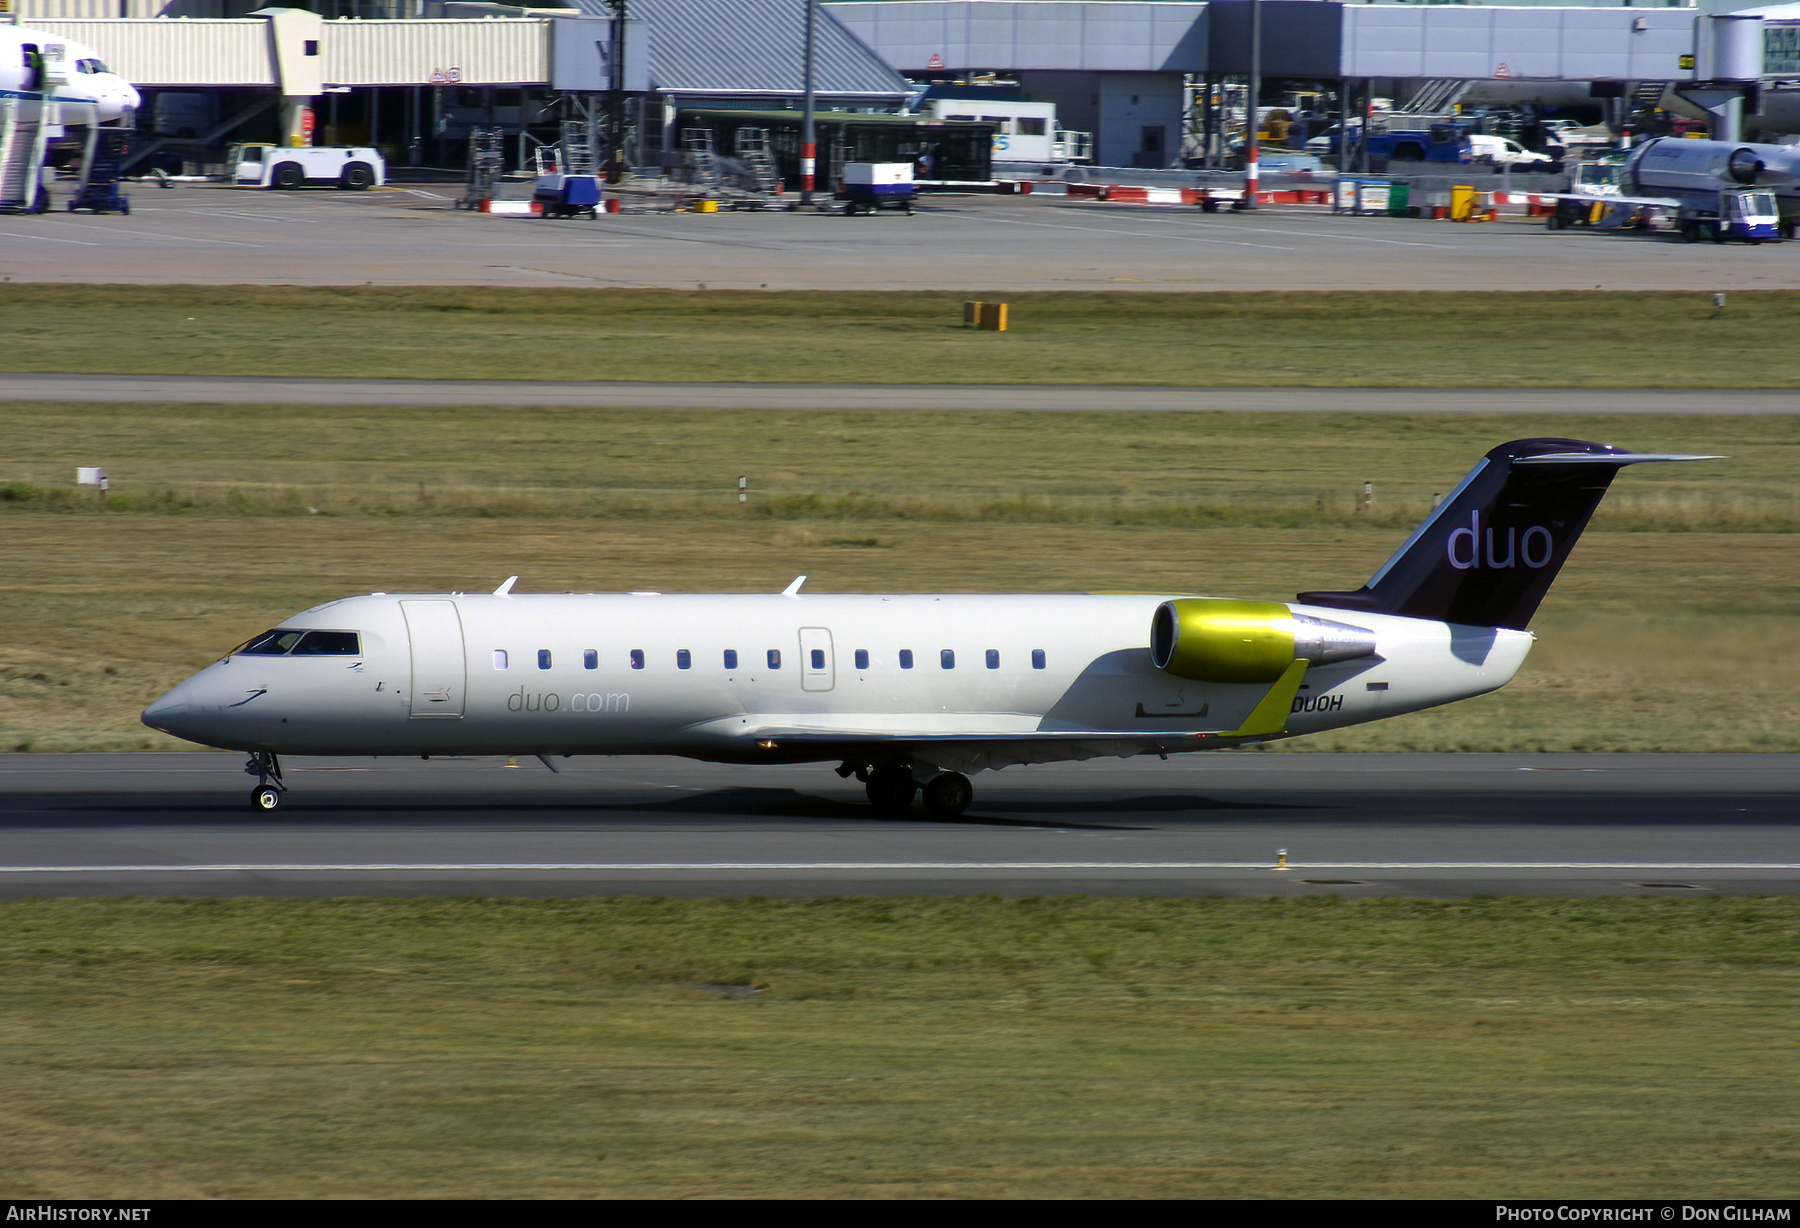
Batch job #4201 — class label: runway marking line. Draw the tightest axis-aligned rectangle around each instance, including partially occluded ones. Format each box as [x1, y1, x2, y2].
[4, 862, 1798, 873]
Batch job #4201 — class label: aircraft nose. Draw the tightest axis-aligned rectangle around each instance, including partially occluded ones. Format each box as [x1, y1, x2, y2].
[141, 679, 211, 743]
[141, 682, 190, 730]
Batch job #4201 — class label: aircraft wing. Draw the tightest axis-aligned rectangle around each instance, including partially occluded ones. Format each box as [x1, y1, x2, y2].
[685, 662, 1310, 771]
[1500, 190, 1684, 210]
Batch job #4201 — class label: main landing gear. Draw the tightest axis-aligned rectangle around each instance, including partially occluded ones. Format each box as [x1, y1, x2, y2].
[245, 751, 286, 812]
[841, 761, 973, 818]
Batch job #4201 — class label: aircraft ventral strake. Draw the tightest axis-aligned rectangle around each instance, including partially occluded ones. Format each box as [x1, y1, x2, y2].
[143, 439, 1717, 818]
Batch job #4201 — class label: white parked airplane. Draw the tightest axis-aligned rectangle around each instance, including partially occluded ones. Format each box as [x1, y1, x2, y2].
[142, 438, 1714, 817]
[1, 25, 140, 122]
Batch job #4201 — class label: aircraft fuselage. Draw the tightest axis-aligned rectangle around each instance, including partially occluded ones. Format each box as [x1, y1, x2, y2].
[143, 591, 1530, 767]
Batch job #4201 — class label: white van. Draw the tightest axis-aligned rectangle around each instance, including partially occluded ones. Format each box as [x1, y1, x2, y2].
[229, 144, 386, 190]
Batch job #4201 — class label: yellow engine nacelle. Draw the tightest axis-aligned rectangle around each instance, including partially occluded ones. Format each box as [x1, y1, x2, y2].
[1150, 598, 1377, 684]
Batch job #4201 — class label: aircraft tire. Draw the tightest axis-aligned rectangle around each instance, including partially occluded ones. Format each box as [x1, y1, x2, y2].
[865, 765, 917, 817]
[921, 772, 973, 818]
[250, 785, 285, 813]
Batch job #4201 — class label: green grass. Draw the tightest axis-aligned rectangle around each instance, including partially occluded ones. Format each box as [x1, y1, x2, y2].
[6, 285, 1800, 385]
[3, 408, 1795, 752]
[4, 896, 1797, 1198]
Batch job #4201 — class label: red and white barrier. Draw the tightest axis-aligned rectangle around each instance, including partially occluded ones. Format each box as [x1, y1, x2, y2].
[481, 199, 543, 215]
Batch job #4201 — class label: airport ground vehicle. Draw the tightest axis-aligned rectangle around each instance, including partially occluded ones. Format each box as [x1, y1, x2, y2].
[840, 162, 914, 215]
[1672, 188, 1780, 243]
[533, 172, 602, 218]
[229, 144, 386, 190]
[1546, 187, 1779, 241]
[1310, 121, 1550, 169]
[1548, 138, 1792, 242]
[142, 439, 1713, 818]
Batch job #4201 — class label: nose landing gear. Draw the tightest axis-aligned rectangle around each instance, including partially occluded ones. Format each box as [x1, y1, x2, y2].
[245, 751, 286, 812]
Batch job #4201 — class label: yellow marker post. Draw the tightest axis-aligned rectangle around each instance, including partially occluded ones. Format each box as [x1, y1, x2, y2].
[977, 302, 1009, 331]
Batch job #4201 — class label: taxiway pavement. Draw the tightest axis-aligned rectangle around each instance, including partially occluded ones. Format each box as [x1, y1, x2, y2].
[3, 373, 1796, 414]
[2, 752, 1793, 899]
[7, 185, 1800, 290]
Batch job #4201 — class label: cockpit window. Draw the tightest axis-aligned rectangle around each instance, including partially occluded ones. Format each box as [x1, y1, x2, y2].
[76, 59, 110, 74]
[238, 628, 306, 655]
[235, 628, 361, 656]
[292, 631, 361, 655]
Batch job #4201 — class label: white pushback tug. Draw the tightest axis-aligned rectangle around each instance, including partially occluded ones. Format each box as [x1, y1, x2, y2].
[142, 439, 1715, 817]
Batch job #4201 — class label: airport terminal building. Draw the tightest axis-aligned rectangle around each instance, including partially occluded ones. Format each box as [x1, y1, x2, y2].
[9, 0, 1800, 172]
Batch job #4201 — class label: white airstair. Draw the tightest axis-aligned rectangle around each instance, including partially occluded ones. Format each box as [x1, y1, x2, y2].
[0, 98, 50, 214]
[734, 126, 780, 193]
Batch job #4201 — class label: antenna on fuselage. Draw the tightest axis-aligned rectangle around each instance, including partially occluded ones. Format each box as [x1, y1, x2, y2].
[493, 575, 519, 596]
[781, 575, 807, 597]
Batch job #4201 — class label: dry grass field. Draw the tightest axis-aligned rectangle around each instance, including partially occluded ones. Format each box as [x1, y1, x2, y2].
[4, 895, 1797, 1199]
[2, 405, 1794, 752]
[5, 285, 1800, 386]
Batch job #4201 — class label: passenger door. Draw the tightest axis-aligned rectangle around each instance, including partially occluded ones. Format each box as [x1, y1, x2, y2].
[401, 600, 466, 718]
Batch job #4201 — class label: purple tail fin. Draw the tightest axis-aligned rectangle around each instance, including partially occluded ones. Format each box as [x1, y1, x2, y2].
[1297, 438, 1717, 630]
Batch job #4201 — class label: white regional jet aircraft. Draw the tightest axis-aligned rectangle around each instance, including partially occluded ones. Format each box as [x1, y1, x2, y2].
[142, 438, 1712, 817]
[1, 26, 141, 121]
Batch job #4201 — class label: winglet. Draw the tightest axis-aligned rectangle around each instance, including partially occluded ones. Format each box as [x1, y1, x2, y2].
[493, 576, 519, 597]
[1226, 659, 1308, 739]
[781, 575, 807, 598]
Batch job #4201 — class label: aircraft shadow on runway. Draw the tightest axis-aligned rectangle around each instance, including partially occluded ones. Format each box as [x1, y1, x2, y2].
[0, 786, 1319, 830]
[5, 789, 1788, 830]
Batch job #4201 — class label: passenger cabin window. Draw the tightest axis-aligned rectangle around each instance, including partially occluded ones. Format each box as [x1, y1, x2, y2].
[537, 649, 552, 670]
[724, 649, 739, 670]
[630, 649, 645, 670]
[854, 649, 869, 670]
[899, 649, 913, 669]
[238, 629, 360, 656]
[767, 649, 781, 670]
[677, 649, 692, 670]
[941, 649, 955, 670]
[1032, 649, 1046, 670]
[494, 649, 509, 670]
[583, 649, 598, 670]
[986, 649, 1000, 670]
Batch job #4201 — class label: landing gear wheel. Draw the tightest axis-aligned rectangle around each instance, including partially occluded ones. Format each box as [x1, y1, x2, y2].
[921, 772, 973, 818]
[251, 784, 285, 813]
[865, 765, 917, 817]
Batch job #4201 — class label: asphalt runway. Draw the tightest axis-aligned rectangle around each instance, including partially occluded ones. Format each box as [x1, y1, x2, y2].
[3, 372, 1797, 413]
[6, 183, 1800, 290]
[2, 752, 1793, 899]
